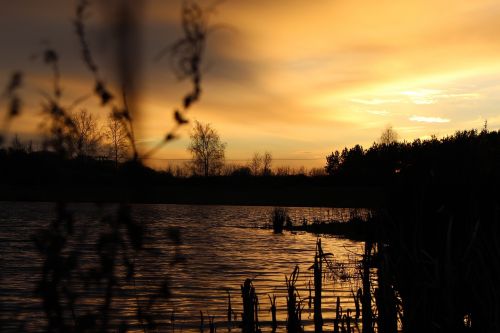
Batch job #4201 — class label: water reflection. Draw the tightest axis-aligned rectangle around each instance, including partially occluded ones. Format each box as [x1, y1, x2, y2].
[0, 203, 367, 332]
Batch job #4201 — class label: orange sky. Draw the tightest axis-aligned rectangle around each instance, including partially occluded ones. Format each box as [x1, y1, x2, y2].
[1, 0, 500, 169]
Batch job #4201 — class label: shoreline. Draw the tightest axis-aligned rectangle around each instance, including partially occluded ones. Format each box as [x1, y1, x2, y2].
[0, 184, 385, 208]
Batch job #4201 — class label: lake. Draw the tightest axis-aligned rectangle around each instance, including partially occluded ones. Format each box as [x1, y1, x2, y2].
[0, 202, 369, 332]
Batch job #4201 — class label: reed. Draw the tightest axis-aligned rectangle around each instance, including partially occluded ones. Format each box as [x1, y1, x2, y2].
[268, 294, 277, 332]
[308, 280, 312, 309]
[375, 243, 397, 333]
[334, 296, 342, 333]
[287, 218, 373, 241]
[254, 293, 262, 333]
[346, 310, 352, 333]
[241, 278, 259, 333]
[285, 265, 303, 333]
[361, 241, 374, 333]
[5, 0, 214, 330]
[270, 207, 288, 233]
[352, 288, 362, 323]
[313, 239, 324, 333]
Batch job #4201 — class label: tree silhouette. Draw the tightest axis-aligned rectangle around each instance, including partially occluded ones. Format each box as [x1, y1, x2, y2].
[188, 121, 226, 176]
[250, 152, 262, 176]
[0, 1, 216, 330]
[379, 125, 398, 145]
[262, 151, 272, 175]
[325, 150, 341, 176]
[71, 109, 102, 157]
[105, 112, 129, 167]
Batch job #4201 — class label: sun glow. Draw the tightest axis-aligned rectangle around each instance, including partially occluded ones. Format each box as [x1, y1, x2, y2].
[2, 0, 500, 168]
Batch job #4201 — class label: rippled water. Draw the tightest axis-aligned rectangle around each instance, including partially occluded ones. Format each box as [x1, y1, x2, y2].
[0, 202, 368, 332]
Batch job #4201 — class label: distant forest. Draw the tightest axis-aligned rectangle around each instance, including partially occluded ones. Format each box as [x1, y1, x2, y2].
[326, 128, 500, 186]
[2, 128, 499, 188]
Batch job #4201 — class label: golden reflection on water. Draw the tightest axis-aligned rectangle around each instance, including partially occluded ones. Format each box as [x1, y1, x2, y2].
[0, 203, 369, 332]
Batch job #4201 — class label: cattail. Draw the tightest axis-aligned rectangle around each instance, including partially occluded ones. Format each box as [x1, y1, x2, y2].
[314, 239, 323, 333]
[355, 288, 362, 322]
[346, 309, 351, 333]
[334, 296, 341, 333]
[286, 265, 301, 333]
[269, 294, 277, 332]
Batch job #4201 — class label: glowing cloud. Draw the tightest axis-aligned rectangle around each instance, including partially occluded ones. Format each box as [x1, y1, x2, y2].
[350, 98, 401, 105]
[1, 0, 500, 168]
[366, 110, 389, 116]
[409, 115, 451, 123]
[400, 89, 442, 105]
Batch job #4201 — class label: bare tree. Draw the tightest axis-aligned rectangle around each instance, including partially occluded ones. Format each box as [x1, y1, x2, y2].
[262, 151, 272, 175]
[275, 165, 291, 176]
[165, 163, 190, 178]
[295, 166, 307, 176]
[250, 152, 262, 176]
[309, 167, 327, 177]
[10, 134, 24, 151]
[105, 113, 129, 167]
[71, 109, 103, 157]
[379, 125, 398, 145]
[188, 121, 226, 176]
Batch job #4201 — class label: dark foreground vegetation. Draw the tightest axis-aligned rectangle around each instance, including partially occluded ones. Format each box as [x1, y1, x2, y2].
[266, 206, 374, 241]
[3, 121, 500, 333]
[287, 216, 374, 241]
[341, 130, 500, 332]
[259, 128, 500, 332]
[1, 0, 498, 330]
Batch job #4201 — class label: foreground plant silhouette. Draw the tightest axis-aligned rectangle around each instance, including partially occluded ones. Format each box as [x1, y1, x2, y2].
[0, 0, 215, 331]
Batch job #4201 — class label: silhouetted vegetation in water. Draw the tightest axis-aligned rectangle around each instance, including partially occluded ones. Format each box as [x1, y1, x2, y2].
[2, 0, 499, 331]
[268, 294, 278, 332]
[269, 207, 289, 233]
[325, 128, 500, 331]
[323, 129, 500, 332]
[374, 181, 500, 332]
[312, 239, 324, 333]
[241, 278, 261, 333]
[263, 207, 374, 241]
[286, 216, 374, 241]
[285, 266, 303, 333]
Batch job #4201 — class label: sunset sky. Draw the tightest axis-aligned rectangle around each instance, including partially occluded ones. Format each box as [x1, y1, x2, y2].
[1, 0, 500, 169]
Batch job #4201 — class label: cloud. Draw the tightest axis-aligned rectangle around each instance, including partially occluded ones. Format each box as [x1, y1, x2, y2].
[400, 89, 441, 105]
[350, 98, 401, 105]
[399, 89, 482, 105]
[409, 115, 451, 123]
[2, 0, 500, 168]
[366, 110, 389, 116]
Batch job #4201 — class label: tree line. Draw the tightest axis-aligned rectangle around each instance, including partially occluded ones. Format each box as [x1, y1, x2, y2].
[1, 118, 327, 183]
[6, 119, 499, 186]
[7, 109, 130, 166]
[325, 126, 500, 186]
[170, 120, 326, 177]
